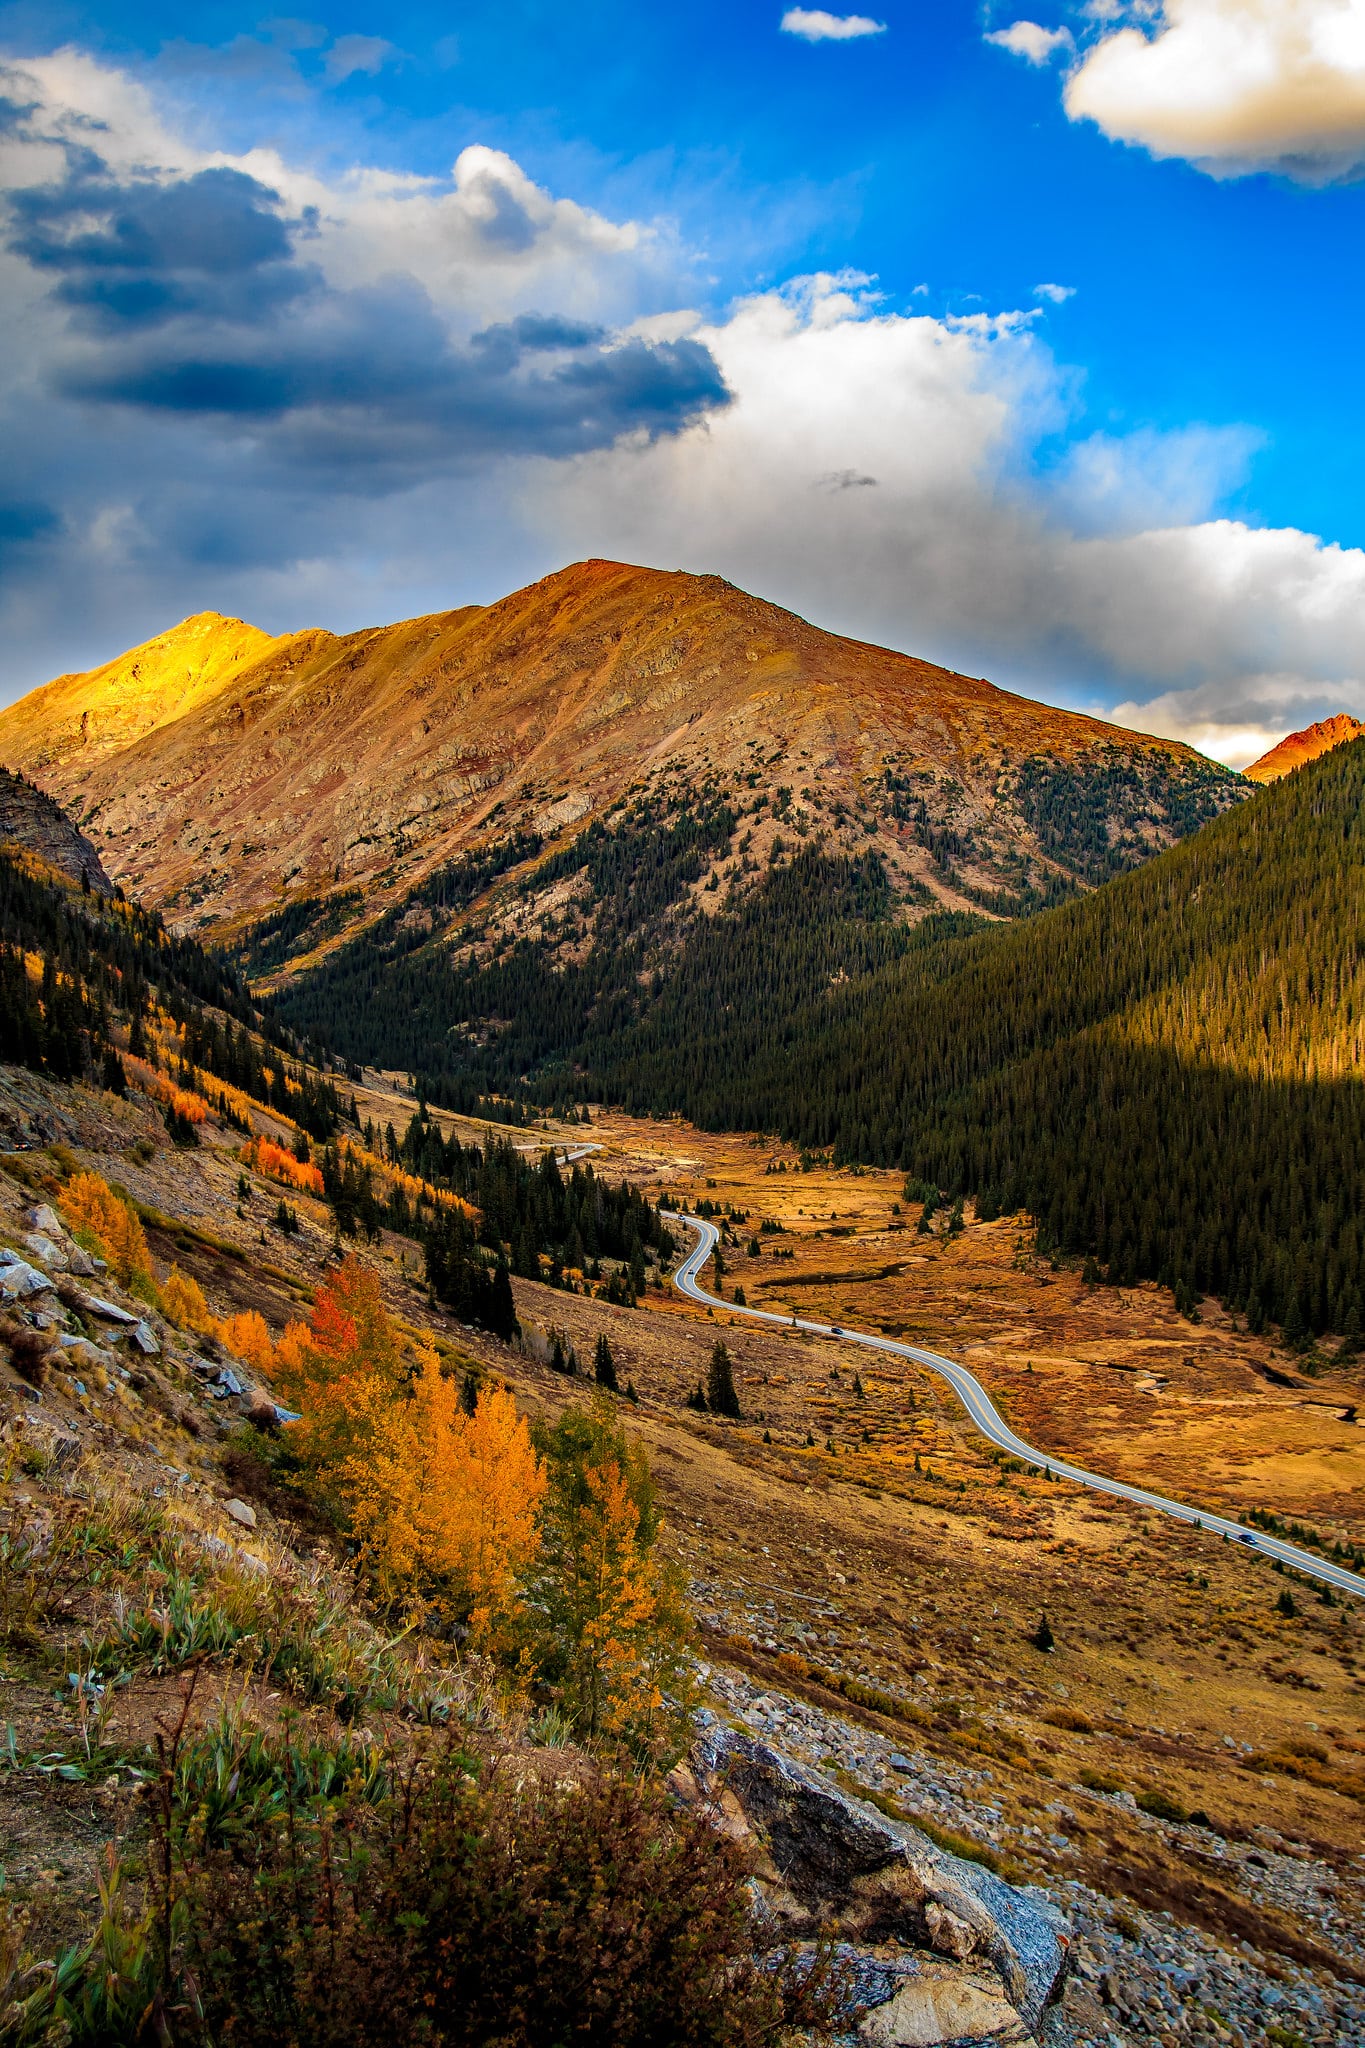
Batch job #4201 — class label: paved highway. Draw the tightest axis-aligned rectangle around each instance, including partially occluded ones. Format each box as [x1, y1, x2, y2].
[663, 1211, 1365, 1602]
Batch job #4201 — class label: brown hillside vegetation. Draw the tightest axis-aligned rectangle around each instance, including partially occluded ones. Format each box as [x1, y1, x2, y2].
[3, 1060, 1364, 2044]
[1244, 713, 1365, 784]
[0, 560, 1237, 949]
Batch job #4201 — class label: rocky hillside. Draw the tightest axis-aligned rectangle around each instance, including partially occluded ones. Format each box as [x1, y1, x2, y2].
[0, 561, 1242, 967]
[1244, 714, 1365, 784]
[0, 768, 113, 897]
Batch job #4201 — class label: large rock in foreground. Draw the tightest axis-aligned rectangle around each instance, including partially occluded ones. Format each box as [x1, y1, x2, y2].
[679, 1725, 1070, 2045]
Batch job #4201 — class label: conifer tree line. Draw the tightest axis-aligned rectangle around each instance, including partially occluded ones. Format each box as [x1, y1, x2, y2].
[0, 844, 348, 1138]
[590, 744, 1365, 1340]
[325, 1108, 675, 1334]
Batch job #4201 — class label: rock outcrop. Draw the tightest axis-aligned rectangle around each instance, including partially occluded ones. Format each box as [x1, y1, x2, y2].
[675, 1723, 1070, 2046]
[0, 767, 113, 895]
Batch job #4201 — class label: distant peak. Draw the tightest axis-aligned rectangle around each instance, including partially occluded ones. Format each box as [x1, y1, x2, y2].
[1244, 713, 1365, 784]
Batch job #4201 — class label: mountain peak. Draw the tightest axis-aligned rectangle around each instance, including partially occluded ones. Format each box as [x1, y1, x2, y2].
[1244, 713, 1365, 784]
[0, 558, 1243, 948]
[0, 611, 289, 780]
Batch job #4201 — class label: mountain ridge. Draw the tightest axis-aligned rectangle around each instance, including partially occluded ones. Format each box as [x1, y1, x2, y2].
[1244, 712, 1365, 784]
[0, 559, 1243, 967]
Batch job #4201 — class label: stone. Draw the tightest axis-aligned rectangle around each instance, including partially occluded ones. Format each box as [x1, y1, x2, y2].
[25, 1205, 66, 1238]
[859, 1963, 1037, 2046]
[216, 1366, 244, 1397]
[224, 1497, 256, 1528]
[80, 1294, 138, 1325]
[130, 1320, 160, 1355]
[688, 1727, 1069, 2035]
[0, 1256, 55, 1299]
[59, 1336, 109, 1371]
[22, 1232, 69, 1271]
[65, 1246, 101, 1277]
[925, 1900, 979, 1962]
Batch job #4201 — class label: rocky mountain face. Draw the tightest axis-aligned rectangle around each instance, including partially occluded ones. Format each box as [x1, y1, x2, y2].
[0, 561, 1242, 974]
[0, 766, 113, 896]
[1244, 713, 1365, 784]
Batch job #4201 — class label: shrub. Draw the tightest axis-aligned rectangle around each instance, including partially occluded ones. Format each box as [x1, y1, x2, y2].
[241, 1137, 325, 1197]
[5, 1733, 854, 2048]
[1078, 1768, 1125, 1795]
[531, 1402, 693, 1759]
[1135, 1787, 1188, 1824]
[1, 1318, 53, 1389]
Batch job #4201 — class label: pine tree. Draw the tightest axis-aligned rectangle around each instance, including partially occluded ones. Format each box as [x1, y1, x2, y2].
[706, 1341, 741, 1418]
[594, 1333, 619, 1391]
[1032, 1613, 1055, 1652]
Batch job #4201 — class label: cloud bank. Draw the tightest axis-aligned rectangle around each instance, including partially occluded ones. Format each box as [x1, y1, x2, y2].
[0, 46, 1362, 768]
[1064, 0, 1365, 180]
[523, 280, 1365, 766]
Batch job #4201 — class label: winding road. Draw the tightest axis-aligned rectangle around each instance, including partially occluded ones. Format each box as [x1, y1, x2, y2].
[663, 1211, 1365, 1603]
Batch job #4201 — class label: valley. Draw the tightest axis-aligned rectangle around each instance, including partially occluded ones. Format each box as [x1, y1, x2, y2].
[5, 578, 1365, 2046]
[4, 1058, 1364, 2047]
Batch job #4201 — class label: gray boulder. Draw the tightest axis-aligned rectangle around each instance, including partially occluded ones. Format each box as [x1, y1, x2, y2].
[23, 1231, 70, 1272]
[79, 1293, 138, 1325]
[687, 1726, 1069, 2037]
[0, 1253, 55, 1300]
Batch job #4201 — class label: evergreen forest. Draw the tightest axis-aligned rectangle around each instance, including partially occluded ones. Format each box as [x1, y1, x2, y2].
[274, 742, 1365, 1340]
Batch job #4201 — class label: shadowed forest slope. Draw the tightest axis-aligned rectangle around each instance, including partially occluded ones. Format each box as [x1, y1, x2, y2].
[277, 740, 1365, 1341]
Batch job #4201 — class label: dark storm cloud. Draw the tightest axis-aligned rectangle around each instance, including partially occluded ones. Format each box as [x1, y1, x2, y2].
[5, 160, 312, 331]
[10, 163, 297, 274]
[6, 152, 728, 473]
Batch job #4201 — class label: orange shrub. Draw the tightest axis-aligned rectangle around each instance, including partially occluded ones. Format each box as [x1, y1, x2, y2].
[242, 1137, 325, 1197]
[217, 1309, 278, 1376]
[268, 1259, 407, 1505]
[351, 1370, 545, 1644]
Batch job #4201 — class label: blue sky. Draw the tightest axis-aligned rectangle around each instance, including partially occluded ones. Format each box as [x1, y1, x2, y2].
[1, 0, 1364, 761]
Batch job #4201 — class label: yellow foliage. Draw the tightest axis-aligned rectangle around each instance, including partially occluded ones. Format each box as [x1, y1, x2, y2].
[59, 1171, 153, 1288]
[349, 1370, 545, 1647]
[217, 1309, 277, 1375]
[123, 1055, 208, 1123]
[242, 1137, 325, 1197]
[160, 1266, 214, 1333]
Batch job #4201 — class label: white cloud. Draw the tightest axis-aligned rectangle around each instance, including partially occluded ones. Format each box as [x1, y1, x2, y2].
[522, 279, 1365, 766]
[1032, 280, 1077, 301]
[780, 9, 887, 42]
[985, 20, 1076, 62]
[3, 45, 1364, 773]
[1064, 0, 1365, 180]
